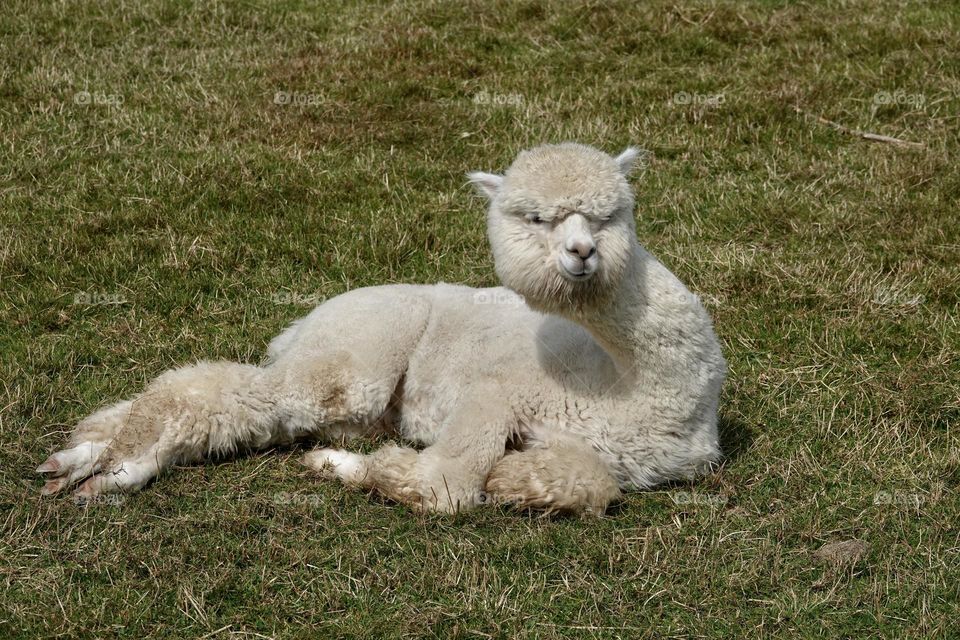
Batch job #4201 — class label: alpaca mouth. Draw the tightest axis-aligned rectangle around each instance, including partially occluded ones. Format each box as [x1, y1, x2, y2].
[558, 264, 596, 282]
[557, 252, 598, 282]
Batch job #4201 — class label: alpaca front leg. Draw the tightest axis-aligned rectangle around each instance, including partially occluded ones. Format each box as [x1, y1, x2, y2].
[485, 441, 622, 515]
[37, 361, 280, 497]
[307, 443, 497, 513]
[308, 387, 516, 513]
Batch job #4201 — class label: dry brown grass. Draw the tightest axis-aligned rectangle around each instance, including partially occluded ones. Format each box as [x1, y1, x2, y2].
[1, 0, 957, 637]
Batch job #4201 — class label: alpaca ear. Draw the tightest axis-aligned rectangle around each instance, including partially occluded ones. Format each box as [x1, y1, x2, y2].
[614, 147, 644, 176]
[467, 171, 504, 200]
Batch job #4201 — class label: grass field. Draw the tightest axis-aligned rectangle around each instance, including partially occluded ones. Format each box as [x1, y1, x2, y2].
[2, 0, 958, 637]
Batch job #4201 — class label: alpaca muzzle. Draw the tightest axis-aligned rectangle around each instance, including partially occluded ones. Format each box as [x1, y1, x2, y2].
[558, 214, 598, 279]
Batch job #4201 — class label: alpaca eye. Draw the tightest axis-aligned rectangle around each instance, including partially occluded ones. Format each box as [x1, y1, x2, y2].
[529, 215, 545, 224]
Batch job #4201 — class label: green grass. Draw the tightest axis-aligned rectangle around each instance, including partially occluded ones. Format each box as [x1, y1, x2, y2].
[2, 0, 958, 637]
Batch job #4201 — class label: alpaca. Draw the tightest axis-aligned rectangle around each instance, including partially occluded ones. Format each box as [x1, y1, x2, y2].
[37, 143, 726, 514]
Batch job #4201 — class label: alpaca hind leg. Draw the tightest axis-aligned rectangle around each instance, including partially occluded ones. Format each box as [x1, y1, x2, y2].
[41, 286, 432, 498]
[42, 352, 405, 498]
[39, 360, 280, 497]
[485, 442, 621, 515]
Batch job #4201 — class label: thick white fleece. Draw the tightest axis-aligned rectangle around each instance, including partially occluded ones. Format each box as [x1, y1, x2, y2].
[38, 143, 725, 515]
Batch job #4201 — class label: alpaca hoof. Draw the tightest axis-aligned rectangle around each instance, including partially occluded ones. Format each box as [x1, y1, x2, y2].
[36, 457, 61, 473]
[41, 478, 67, 495]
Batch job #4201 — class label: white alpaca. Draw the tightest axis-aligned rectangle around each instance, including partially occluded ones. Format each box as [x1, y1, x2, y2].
[37, 143, 726, 514]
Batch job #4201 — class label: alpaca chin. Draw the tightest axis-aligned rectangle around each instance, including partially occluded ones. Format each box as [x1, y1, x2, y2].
[498, 261, 620, 318]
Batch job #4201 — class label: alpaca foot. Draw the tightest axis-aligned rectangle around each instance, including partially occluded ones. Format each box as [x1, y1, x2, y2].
[37, 399, 135, 494]
[73, 456, 161, 498]
[38, 443, 162, 498]
[303, 448, 368, 485]
[38, 398, 167, 498]
[36, 441, 108, 495]
[415, 459, 485, 513]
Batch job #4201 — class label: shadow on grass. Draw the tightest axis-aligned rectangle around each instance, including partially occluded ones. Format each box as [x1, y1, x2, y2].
[718, 412, 755, 463]
[606, 411, 757, 516]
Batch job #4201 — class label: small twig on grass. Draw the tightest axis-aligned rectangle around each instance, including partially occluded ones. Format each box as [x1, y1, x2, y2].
[795, 107, 925, 149]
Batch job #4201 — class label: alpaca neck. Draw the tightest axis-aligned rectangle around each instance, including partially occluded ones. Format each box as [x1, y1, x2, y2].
[570, 245, 653, 374]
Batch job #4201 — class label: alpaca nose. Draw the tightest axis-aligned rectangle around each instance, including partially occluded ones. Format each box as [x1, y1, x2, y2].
[566, 240, 596, 260]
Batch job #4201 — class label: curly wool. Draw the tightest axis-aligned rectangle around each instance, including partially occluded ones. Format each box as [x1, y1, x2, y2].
[38, 143, 726, 515]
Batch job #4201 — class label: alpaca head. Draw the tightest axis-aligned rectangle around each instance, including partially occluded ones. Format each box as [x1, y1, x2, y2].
[469, 143, 642, 314]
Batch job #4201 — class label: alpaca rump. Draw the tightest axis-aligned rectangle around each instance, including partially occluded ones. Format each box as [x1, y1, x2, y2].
[38, 143, 726, 514]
